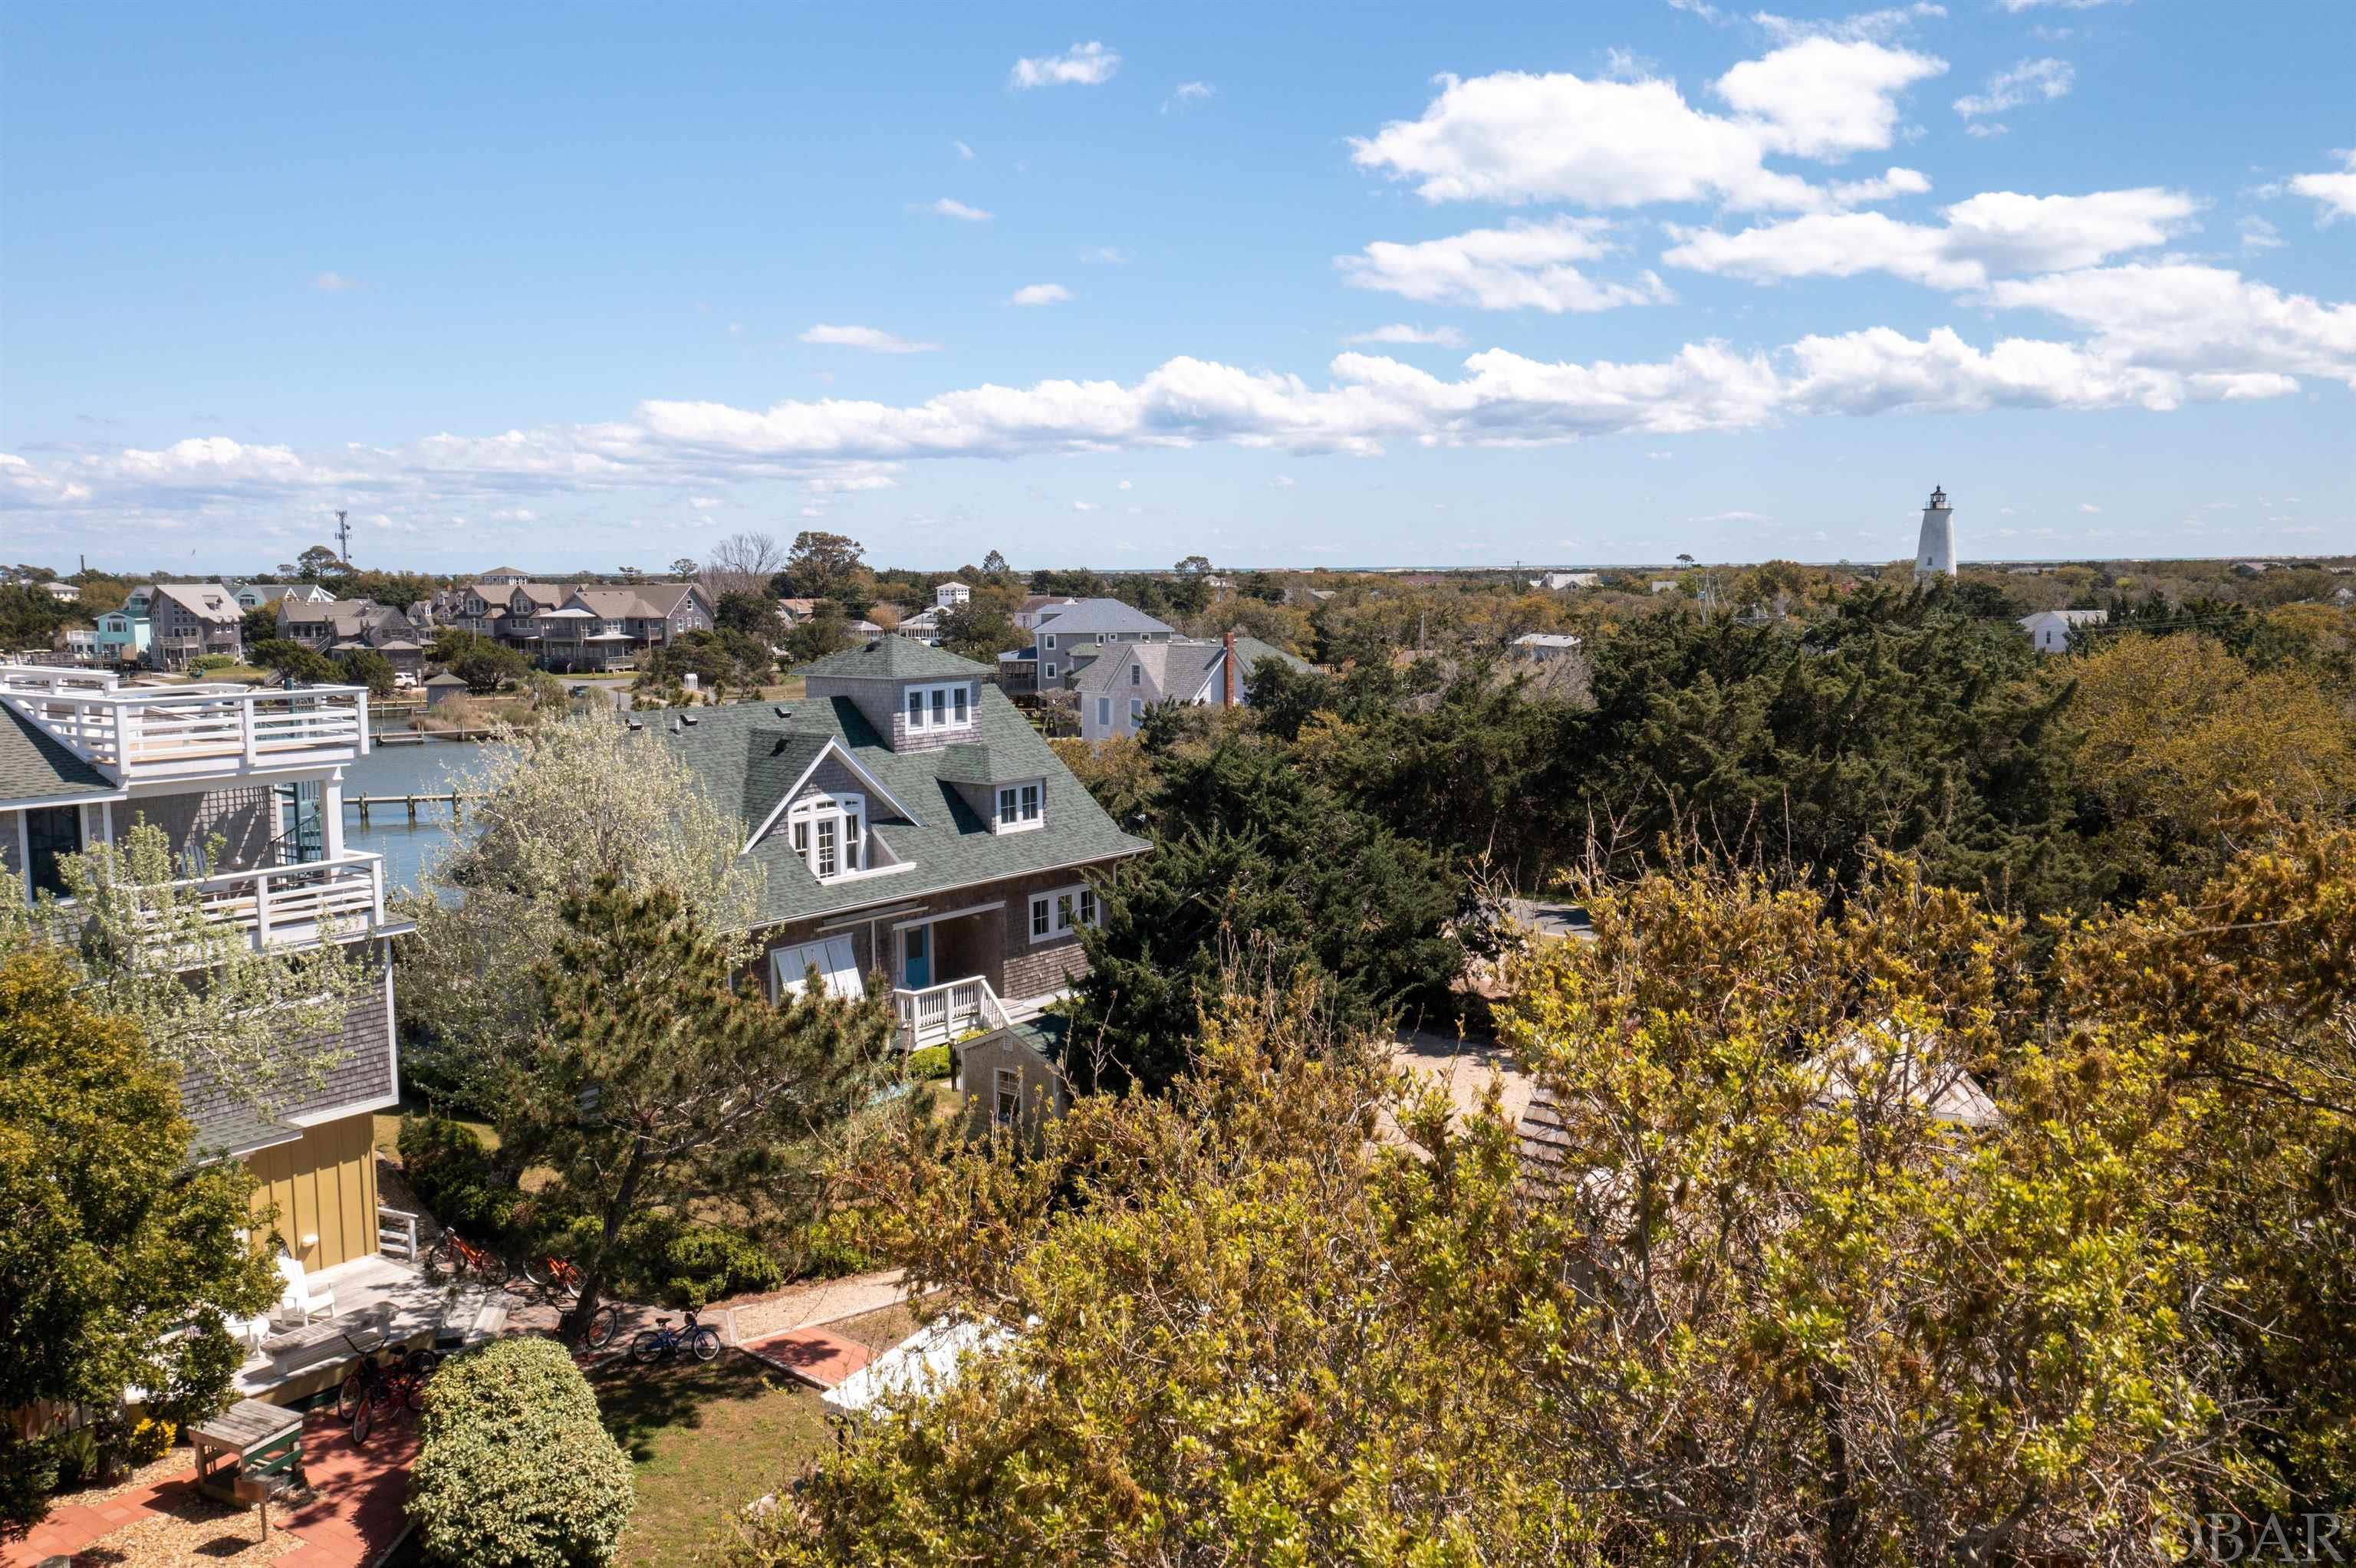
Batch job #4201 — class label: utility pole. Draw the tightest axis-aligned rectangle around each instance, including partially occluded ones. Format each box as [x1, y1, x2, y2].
[334, 510, 353, 565]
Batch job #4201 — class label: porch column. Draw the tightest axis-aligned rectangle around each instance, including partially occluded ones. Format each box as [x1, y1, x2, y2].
[324, 771, 347, 860]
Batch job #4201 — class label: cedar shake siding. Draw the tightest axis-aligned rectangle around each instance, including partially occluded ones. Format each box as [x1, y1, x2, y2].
[121, 785, 277, 873]
[178, 957, 398, 1161]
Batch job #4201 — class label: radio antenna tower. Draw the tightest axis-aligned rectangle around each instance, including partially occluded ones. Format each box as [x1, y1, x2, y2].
[334, 510, 354, 564]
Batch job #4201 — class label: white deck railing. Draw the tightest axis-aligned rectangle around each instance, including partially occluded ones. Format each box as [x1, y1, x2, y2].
[893, 975, 1011, 1050]
[377, 1206, 420, 1262]
[0, 666, 369, 782]
[147, 852, 390, 951]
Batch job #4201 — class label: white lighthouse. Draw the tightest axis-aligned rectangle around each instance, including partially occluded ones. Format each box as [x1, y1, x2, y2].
[1913, 485, 1956, 582]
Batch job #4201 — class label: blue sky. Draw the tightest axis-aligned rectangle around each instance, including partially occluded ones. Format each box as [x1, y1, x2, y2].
[5, 1, 2352, 573]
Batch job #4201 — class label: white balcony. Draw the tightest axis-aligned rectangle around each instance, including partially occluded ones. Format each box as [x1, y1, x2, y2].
[0, 665, 369, 784]
[173, 852, 398, 949]
[893, 974, 1010, 1049]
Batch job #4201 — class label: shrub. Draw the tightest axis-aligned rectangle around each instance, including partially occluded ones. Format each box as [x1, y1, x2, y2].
[122, 1415, 174, 1464]
[906, 1044, 952, 1081]
[791, 1210, 876, 1280]
[398, 1116, 522, 1238]
[410, 1336, 633, 1568]
[189, 653, 238, 675]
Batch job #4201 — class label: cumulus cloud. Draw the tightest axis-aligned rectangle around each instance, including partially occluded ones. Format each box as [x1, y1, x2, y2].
[1338, 218, 1673, 312]
[15, 268, 2353, 525]
[1010, 283, 1074, 306]
[2240, 215, 2285, 252]
[1953, 58, 2074, 121]
[1349, 41, 1944, 212]
[1011, 41, 1119, 90]
[2286, 150, 2356, 222]
[1344, 324, 1471, 347]
[1752, 4, 1946, 44]
[920, 198, 993, 222]
[1163, 81, 1215, 113]
[798, 324, 943, 353]
[1663, 187, 2196, 290]
[1072, 499, 1101, 511]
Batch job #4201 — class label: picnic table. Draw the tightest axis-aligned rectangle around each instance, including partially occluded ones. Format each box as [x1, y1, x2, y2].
[191, 1399, 304, 1501]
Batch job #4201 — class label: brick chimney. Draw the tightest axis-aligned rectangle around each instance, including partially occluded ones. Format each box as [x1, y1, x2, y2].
[1222, 629, 1239, 708]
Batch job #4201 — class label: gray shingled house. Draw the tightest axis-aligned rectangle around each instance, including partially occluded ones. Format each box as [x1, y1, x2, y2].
[1074, 631, 1312, 741]
[658, 636, 1149, 1127]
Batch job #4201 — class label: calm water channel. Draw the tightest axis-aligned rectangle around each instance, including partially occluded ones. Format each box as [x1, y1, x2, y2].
[341, 736, 485, 891]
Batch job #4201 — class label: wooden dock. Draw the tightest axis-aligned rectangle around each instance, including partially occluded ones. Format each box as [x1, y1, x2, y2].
[371, 727, 500, 744]
[345, 791, 476, 823]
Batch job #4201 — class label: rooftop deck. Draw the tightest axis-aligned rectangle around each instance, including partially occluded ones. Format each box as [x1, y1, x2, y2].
[0, 664, 370, 785]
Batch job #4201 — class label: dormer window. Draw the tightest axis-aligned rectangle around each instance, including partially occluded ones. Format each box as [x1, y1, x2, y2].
[904, 682, 973, 733]
[995, 781, 1043, 832]
[788, 793, 865, 880]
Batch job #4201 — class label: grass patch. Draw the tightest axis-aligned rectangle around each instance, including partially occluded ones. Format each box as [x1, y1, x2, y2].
[591, 1350, 833, 1568]
[373, 1100, 499, 1159]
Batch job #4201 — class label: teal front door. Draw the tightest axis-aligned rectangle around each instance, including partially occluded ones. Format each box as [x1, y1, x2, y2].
[902, 925, 930, 989]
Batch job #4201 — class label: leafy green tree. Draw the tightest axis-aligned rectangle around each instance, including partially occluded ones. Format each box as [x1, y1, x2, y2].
[932, 599, 1023, 663]
[515, 879, 894, 1337]
[0, 583, 80, 650]
[247, 637, 342, 684]
[394, 712, 766, 1113]
[0, 946, 280, 1537]
[979, 548, 1010, 577]
[780, 530, 867, 600]
[429, 628, 530, 692]
[714, 589, 785, 647]
[1067, 738, 1463, 1093]
[239, 603, 281, 646]
[634, 626, 772, 697]
[337, 647, 397, 696]
[783, 600, 854, 665]
[294, 544, 346, 582]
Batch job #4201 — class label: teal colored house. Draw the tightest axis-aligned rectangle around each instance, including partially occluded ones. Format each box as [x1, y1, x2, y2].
[94, 609, 151, 665]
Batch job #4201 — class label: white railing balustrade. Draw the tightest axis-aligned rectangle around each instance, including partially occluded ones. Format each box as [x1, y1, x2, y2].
[377, 1207, 420, 1262]
[95, 853, 391, 952]
[892, 975, 1011, 1050]
[0, 666, 369, 782]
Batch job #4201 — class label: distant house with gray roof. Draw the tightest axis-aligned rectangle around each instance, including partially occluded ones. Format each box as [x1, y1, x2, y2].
[1075, 633, 1311, 742]
[1028, 598, 1177, 689]
[654, 636, 1149, 1115]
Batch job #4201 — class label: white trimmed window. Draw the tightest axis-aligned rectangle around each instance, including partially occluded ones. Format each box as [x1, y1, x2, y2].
[1128, 698, 1143, 722]
[787, 792, 864, 880]
[770, 935, 862, 1001]
[994, 781, 1043, 831]
[903, 682, 973, 732]
[993, 1067, 1021, 1126]
[1028, 883, 1100, 943]
[1043, 662, 1057, 681]
[1096, 696, 1111, 728]
[1129, 662, 1141, 685]
[1042, 633, 1057, 651]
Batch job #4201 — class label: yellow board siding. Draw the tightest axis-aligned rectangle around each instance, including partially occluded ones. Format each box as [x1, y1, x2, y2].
[245, 1112, 380, 1271]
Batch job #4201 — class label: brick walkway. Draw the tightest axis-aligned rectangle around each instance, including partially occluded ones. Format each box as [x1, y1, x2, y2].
[4, 1409, 418, 1568]
[738, 1327, 874, 1390]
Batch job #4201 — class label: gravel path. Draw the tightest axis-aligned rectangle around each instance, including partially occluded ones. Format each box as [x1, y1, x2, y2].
[722, 1269, 910, 1344]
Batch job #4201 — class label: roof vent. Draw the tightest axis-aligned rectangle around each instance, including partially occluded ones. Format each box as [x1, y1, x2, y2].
[680, 713, 699, 726]
[864, 639, 881, 652]
[774, 705, 792, 718]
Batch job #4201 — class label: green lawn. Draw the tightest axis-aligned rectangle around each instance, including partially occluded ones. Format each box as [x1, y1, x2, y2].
[373, 1100, 499, 1159]
[591, 1352, 834, 1568]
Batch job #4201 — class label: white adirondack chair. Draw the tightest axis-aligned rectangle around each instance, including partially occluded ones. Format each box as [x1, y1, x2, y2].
[273, 1251, 336, 1326]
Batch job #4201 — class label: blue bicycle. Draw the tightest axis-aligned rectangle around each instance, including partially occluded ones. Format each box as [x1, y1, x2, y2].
[628, 1307, 721, 1366]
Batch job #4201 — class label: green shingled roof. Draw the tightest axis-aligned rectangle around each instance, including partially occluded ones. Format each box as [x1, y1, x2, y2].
[1, 706, 120, 807]
[795, 634, 991, 681]
[657, 684, 1147, 929]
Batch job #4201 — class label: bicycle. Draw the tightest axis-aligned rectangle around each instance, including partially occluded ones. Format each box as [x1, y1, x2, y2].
[337, 1331, 440, 1444]
[628, 1307, 721, 1366]
[426, 1227, 506, 1284]
[518, 1254, 583, 1305]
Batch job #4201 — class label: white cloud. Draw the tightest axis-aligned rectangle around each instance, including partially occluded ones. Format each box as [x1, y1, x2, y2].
[311, 271, 363, 292]
[1081, 246, 1131, 264]
[798, 324, 943, 353]
[2078, 502, 2101, 513]
[1663, 187, 2196, 290]
[1966, 123, 2009, 139]
[953, 139, 976, 160]
[1010, 283, 1074, 306]
[920, 198, 993, 222]
[1117, 479, 1134, 490]
[1693, 508, 1772, 521]
[1010, 41, 1120, 90]
[1272, 474, 1297, 488]
[1827, 166, 1931, 205]
[2286, 150, 2356, 222]
[1752, 4, 1946, 44]
[1997, 0, 2125, 11]
[689, 496, 725, 511]
[1338, 218, 1673, 313]
[2240, 215, 2285, 252]
[1953, 58, 2074, 121]
[1980, 263, 2356, 385]
[1344, 324, 1471, 347]
[1349, 41, 1944, 213]
[1163, 81, 1215, 113]
[1072, 499, 1101, 512]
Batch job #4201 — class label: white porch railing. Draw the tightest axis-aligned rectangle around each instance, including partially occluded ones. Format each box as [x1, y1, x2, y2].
[893, 975, 1011, 1050]
[114, 853, 391, 951]
[0, 665, 370, 783]
[377, 1207, 420, 1262]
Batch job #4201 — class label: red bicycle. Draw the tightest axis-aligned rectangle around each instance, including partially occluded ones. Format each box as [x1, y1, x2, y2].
[426, 1228, 506, 1284]
[519, 1254, 582, 1304]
